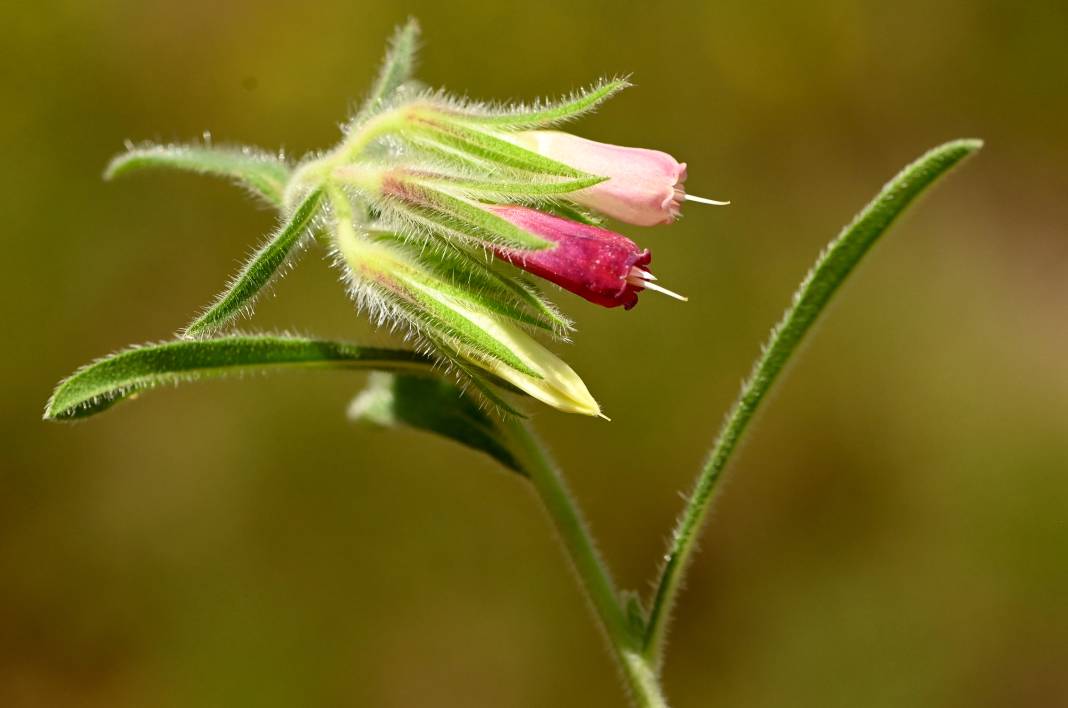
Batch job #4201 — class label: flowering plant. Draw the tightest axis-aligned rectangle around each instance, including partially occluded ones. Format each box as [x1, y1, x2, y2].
[44, 20, 980, 706]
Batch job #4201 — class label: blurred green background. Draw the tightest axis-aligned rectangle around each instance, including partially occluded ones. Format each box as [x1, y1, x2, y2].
[4, 1, 1067, 706]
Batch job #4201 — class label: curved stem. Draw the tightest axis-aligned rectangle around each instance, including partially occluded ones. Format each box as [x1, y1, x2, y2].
[642, 139, 983, 669]
[505, 418, 670, 708]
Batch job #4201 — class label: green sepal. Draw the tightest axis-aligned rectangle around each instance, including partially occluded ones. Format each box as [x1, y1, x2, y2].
[403, 113, 587, 178]
[449, 77, 630, 129]
[183, 189, 324, 338]
[413, 172, 607, 198]
[350, 372, 525, 474]
[105, 142, 291, 208]
[339, 233, 541, 378]
[374, 234, 572, 337]
[384, 181, 554, 251]
[399, 285, 542, 378]
[536, 200, 605, 226]
[359, 18, 421, 117]
[425, 335, 529, 418]
[44, 335, 434, 421]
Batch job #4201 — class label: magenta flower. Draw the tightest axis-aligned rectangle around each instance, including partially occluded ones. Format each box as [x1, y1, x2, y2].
[488, 205, 685, 309]
[513, 131, 727, 227]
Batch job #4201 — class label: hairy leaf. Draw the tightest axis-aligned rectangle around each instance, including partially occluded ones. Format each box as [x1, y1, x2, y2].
[184, 189, 323, 338]
[350, 372, 524, 474]
[45, 335, 434, 421]
[643, 138, 984, 666]
[105, 143, 290, 207]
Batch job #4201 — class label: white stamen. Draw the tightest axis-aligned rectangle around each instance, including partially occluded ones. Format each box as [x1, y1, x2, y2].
[641, 280, 689, 301]
[685, 194, 731, 206]
[627, 268, 688, 301]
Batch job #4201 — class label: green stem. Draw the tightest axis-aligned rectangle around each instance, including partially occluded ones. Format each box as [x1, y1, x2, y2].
[284, 109, 406, 211]
[506, 418, 670, 708]
[642, 139, 983, 669]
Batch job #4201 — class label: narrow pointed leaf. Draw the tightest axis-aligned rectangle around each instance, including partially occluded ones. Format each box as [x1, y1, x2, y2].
[45, 335, 434, 421]
[184, 189, 323, 338]
[454, 78, 630, 129]
[643, 138, 984, 666]
[106, 143, 290, 208]
[350, 372, 524, 474]
[361, 18, 421, 115]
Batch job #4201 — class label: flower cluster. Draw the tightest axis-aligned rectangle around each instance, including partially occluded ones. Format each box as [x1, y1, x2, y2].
[109, 21, 725, 418]
[276, 23, 728, 417]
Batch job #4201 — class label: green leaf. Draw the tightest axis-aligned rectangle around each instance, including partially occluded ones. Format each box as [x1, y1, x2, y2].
[423, 334, 529, 418]
[45, 335, 434, 421]
[453, 78, 630, 129]
[361, 18, 421, 115]
[184, 189, 323, 338]
[350, 372, 524, 474]
[105, 143, 291, 208]
[643, 138, 984, 667]
[405, 115, 586, 178]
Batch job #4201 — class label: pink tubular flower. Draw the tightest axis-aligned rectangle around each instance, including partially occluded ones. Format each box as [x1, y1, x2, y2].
[513, 131, 701, 226]
[488, 205, 685, 310]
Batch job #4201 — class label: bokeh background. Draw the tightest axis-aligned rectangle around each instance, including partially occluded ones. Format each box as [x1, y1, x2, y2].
[4, 1, 1067, 706]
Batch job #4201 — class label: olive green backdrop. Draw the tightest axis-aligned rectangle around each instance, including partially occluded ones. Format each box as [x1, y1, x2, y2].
[3, 1, 1067, 706]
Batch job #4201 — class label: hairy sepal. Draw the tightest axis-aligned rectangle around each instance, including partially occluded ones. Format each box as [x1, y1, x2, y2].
[372, 233, 573, 338]
[378, 180, 555, 251]
[359, 18, 422, 118]
[335, 231, 600, 417]
[401, 107, 590, 178]
[440, 77, 631, 130]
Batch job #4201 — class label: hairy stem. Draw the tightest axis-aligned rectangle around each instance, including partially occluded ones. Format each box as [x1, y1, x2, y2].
[285, 109, 406, 210]
[505, 418, 669, 708]
[642, 139, 983, 668]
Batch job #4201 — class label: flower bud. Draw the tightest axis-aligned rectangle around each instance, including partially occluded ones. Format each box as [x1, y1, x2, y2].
[337, 230, 603, 416]
[488, 206, 654, 309]
[512, 131, 687, 226]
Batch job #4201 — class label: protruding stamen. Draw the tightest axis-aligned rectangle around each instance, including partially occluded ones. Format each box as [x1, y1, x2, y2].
[685, 194, 731, 206]
[627, 267, 688, 301]
[641, 280, 689, 301]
